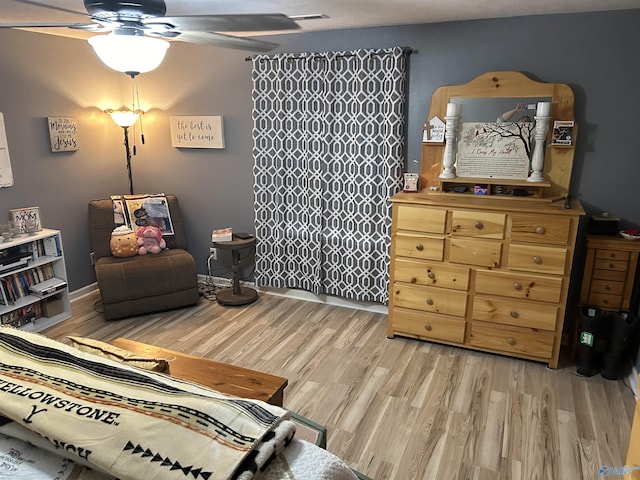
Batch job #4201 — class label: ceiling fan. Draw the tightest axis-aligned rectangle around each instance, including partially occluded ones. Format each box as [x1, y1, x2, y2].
[1, 0, 301, 53]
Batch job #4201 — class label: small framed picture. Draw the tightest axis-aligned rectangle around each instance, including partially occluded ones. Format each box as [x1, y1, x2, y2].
[9, 207, 42, 234]
[551, 120, 575, 146]
[403, 173, 420, 192]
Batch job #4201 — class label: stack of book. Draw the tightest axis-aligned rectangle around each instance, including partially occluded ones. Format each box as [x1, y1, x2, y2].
[211, 228, 233, 242]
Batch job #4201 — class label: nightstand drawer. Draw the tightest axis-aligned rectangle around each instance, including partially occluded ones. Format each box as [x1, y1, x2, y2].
[596, 249, 630, 262]
[590, 279, 624, 296]
[588, 292, 622, 310]
[393, 258, 470, 291]
[592, 268, 627, 282]
[395, 205, 446, 234]
[392, 283, 467, 317]
[472, 295, 557, 331]
[391, 307, 465, 343]
[509, 214, 571, 245]
[508, 244, 567, 275]
[594, 258, 628, 272]
[449, 238, 502, 268]
[469, 322, 554, 359]
[451, 210, 506, 239]
[475, 270, 562, 303]
[394, 234, 444, 261]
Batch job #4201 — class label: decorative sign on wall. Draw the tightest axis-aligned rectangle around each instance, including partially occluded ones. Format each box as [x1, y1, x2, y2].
[456, 122, 533, 179]
[169, 116, 225, 149]
[0, 113, 13, 188]
[47, 116, 79, 152]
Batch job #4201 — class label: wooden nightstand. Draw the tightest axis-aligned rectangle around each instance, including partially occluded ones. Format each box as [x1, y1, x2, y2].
[579, 234, 640, 313]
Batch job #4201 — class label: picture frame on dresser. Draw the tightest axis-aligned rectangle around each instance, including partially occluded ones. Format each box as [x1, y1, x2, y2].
[9, 206, 42, 235]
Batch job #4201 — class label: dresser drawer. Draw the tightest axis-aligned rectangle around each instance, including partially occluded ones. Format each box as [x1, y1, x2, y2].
[451, 210, 506, 239]
[394, 234, 445, 261]
[509, 214, 571, 245]
[472, 295, 557, 331]
[508, 244, 567, 275]
[590, 279, 624, 296]
[475, 270, 563, 303]
[588, 292, 622, 310]
[393, 258, 470, 291]
[395, 205, 446, 234]
[391, 307, 465, 343]
[596, 249, 630, 262]
[392, 283, 467, 317]
[449, 238, 502, 268]
[469, 322, 555, 359]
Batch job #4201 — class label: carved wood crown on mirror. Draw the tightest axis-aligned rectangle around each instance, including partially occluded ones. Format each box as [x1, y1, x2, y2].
[421, 71, 577, 201]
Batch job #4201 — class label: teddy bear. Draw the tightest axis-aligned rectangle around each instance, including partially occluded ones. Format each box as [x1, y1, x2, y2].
[136, 225, 166, 255]
[110, 226, 138, 258]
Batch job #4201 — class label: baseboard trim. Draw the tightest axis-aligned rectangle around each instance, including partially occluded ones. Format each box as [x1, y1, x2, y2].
[73, 277, 388, 316]
[199, 275, 388, 314]
[69, 282, 98, 302]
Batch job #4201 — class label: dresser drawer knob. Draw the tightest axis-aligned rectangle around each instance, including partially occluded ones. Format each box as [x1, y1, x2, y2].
[475, 221, 484, 230]
[427, 271, 435, 279]
[424, 324, 432, 331]
[513, 282, 522, 291]
[507, 337, 516, 346]
[416, 244, 424, 251]
[510, 311, 519, 319]
[533, 256, 542, 265]
[535, 226, 546, 234]
[609, 253, 616, 258]
[609, 263, 614, 268]
[426, 298, 434, 305]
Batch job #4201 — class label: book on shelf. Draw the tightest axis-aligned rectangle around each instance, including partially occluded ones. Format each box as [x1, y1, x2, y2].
[1, 303, 42, 327]
[212, 227, 233, 242]
[42, 236, 60, 257]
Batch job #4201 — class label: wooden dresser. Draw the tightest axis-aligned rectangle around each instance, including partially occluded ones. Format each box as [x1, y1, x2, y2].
[387, 71, 584, 368]
[387, 193, 583, 368]
[579, 234, 640, 314]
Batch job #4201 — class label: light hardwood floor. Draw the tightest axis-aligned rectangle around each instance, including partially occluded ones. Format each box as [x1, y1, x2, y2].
[42, 289, 636, 479]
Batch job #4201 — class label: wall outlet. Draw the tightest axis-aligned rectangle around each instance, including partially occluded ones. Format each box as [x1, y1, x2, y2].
[209, 247, 217, 260]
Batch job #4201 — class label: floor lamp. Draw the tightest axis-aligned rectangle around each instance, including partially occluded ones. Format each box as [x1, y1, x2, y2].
[106, 109, 141, 195]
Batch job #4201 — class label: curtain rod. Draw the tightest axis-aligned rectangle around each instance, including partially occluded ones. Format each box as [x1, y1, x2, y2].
[244, 47, 416, 62]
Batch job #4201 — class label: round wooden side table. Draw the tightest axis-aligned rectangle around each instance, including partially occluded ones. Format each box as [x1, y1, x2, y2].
[212, 235, 258, 306]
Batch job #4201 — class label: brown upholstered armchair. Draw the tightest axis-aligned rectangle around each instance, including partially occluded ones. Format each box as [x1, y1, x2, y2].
[88, 194, 199, 320]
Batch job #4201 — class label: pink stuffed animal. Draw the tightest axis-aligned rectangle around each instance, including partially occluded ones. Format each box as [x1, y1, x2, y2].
[136, 225, 166, 255]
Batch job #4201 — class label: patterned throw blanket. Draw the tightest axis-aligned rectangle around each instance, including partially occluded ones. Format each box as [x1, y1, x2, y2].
[0, 328, 294, 480]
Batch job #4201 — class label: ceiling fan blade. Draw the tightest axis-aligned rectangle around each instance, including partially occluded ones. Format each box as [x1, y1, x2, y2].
[152, 30, 279, 52]
[10, 0, 88, 17]
[143, 14, 299, 33]
[0, 22, 96, 29]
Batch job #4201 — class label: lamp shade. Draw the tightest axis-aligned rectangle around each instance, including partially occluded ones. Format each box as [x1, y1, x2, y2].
[106, 109, 141, 128]
[88, 33, 169, 76]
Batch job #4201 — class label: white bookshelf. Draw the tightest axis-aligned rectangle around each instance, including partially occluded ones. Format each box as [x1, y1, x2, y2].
[0, 228, 71, 331]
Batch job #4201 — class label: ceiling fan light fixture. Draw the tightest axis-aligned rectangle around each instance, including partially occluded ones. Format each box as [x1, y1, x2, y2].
[106, 108, 142, 128]
[88, 32, 169, 76]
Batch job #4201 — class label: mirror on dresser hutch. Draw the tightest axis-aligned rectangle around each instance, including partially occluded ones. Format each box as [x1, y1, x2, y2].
[388, 71, 585, 369]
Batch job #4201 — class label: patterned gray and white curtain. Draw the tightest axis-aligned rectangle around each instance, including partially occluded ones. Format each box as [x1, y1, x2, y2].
[252, 47, 408, 304]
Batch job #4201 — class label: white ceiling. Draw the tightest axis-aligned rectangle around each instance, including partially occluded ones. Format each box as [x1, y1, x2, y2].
[2, 0, 640, 41]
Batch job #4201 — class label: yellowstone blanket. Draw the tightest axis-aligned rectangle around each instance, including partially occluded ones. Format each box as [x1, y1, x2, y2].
[0, 328, 294, 480]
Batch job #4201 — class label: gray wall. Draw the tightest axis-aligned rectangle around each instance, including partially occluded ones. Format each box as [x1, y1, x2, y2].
[0, 10, 638, 297]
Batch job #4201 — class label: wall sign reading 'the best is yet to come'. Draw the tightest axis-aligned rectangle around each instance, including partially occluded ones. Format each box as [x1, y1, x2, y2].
[169, 116, 225, 149]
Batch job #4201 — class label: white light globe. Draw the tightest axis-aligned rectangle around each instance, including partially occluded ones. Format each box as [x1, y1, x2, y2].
[88, 33, 170, 76]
